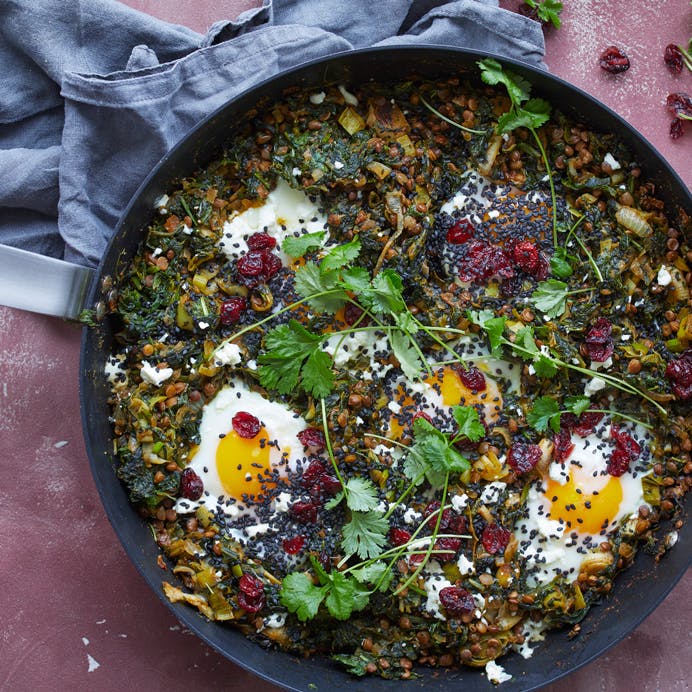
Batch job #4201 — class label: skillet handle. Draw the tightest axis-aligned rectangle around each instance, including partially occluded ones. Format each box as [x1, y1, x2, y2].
[0, 244, 95, 321]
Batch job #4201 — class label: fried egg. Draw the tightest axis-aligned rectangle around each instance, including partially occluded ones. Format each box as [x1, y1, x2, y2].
[175, 379, 308, 515]
[217, 178, 328, 265]
[516, 421, 650, 586]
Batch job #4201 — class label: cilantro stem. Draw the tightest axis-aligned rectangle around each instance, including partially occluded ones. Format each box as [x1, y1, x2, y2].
[569, 230, 604, 283]
[586, 408, 653, 430]
[529, 128, 558, 247]
[394, 472, 450, 595]
[320, 398, 348, 490]
[419, 94, 487, 135]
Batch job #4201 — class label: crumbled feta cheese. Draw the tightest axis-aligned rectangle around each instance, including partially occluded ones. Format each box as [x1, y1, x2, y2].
[214, 342, 242, 366]
[590, 356, 613, 371]
[485, 660, 512, 684]
[140, 361, 173, 386]
[657, 265, 672, 286]
[603, 152, 621, 170]
[584, 375, 606, 396]
[456, 553, 475, 575]
[480, 481, 506, 505]
[333, 160, 344, 170]
[274, 492, 292, 513]
[264, 612, 287, 629]
[387, 400, 402, 414]
[198, 321, 209, 330]
[548, 461, 569, 486]
[403, 507, 422, 524]
[450, 493, 469, 512]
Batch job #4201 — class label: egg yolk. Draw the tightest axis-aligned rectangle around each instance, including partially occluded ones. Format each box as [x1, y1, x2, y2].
[216, 426, 277, 501]
[388, 366, 502, 439]
[545, 472, 623, 535]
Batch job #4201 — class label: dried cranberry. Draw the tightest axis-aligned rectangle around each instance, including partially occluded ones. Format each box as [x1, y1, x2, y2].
[219, 296, 247, 325]
[301, 459, 327, 486]
[670, 117, 686, 140]
[247, 232, 276, 251]
[282, 535, 306, 554]
[179, 467, 203, 500]
[481, 522, 511, 554]
[238, 573, 264, 598]
[608, 447, 632, 477]
[232, 411, 261, 438]
[262, 252, 283, 280]
[446, 218, 475, 244]
[664, 44, 684, 74]
[389, 527, 412, 546]
[439, 586, 475, 616]
[297, 428, 326, 452]
[343, 302, 369, 326]
[507, 442, 542, 474]
[573, 411, 604, 437]
[318, 473, 342, 496]
[666, 93, 692, 118]
[434, 536, 463, 562]
[665, 351, 692, 399]
[599, 46, 630, 74]
[583, 317, 614, 362]
[458, 240, 513, 283]
[237, 573, 265, 613]
[553, 428, 575, 463]
[423, 501, 452, 531]
[408, 552, 427, 567]
[608, 425, 641, 477]
[458, 365, 486, 392]
[512, 240, 541, 275]
[448, 513, 468, 534]
[412, 411, 434, 425]
[237, 250, 266, 277]
[290, 500, 318, 524]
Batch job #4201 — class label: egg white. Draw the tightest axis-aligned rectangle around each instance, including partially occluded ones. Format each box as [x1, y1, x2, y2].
[516, 422, 650, 586]
[175, 379, 308, 516]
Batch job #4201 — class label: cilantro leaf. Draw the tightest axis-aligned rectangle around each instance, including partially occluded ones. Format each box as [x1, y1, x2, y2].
[339, 266, 371, 292]
[350, 561, 393, 592]
[341, 511, 389, 560]
[281, 231, 326, 258]
[526, 0, 563, 28]
[468, 310, 507, 356]
[531, 279, 569, 318]
[343, 477, 380, 512]
[550, 246, 575, 278]
[533, 354, 558, 378]
[408, 420, 471, 487]
[526, 395, 561, 433]
[389, 329, 424, 380]
[324, 571, 369, 620]
[321, 238, 361, 273]
[477, 58, 532, 107]
[360, 269, 406, 315]
[294, 261, 347, 314]
[513, 326, 540, 360]
[394, 311, 419, 336]
[565, 395, 591, 415]
[302, 349, 335, 398]
[258, 320, 334, 397]
[452, 405, 486, 442]
[496, 99, 551, 134]
[279, 572, 327, 621]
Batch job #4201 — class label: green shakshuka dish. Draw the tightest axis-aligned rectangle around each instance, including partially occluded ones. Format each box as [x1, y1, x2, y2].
[103, 60, 691, 683]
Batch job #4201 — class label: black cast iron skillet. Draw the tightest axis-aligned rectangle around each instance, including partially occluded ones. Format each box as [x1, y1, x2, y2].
[74, 47, 690, 691]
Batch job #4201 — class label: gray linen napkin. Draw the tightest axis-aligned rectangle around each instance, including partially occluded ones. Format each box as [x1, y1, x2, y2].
[0, 0, 545, 266]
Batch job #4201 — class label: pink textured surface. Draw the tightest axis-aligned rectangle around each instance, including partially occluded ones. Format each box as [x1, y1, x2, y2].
[1, 2, 690, 691]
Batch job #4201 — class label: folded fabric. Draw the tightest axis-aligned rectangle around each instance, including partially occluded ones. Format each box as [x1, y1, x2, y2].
[0, 0, 545, 266]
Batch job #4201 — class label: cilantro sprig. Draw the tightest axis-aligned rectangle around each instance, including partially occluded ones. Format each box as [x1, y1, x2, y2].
[527, 395, 652, 432]
[523, 0, 563, 28]
[530, 279, 594, 319]
[477, 58, 558, 245]
[280, 405, 480, 622]
[465, 310, 667, 416]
